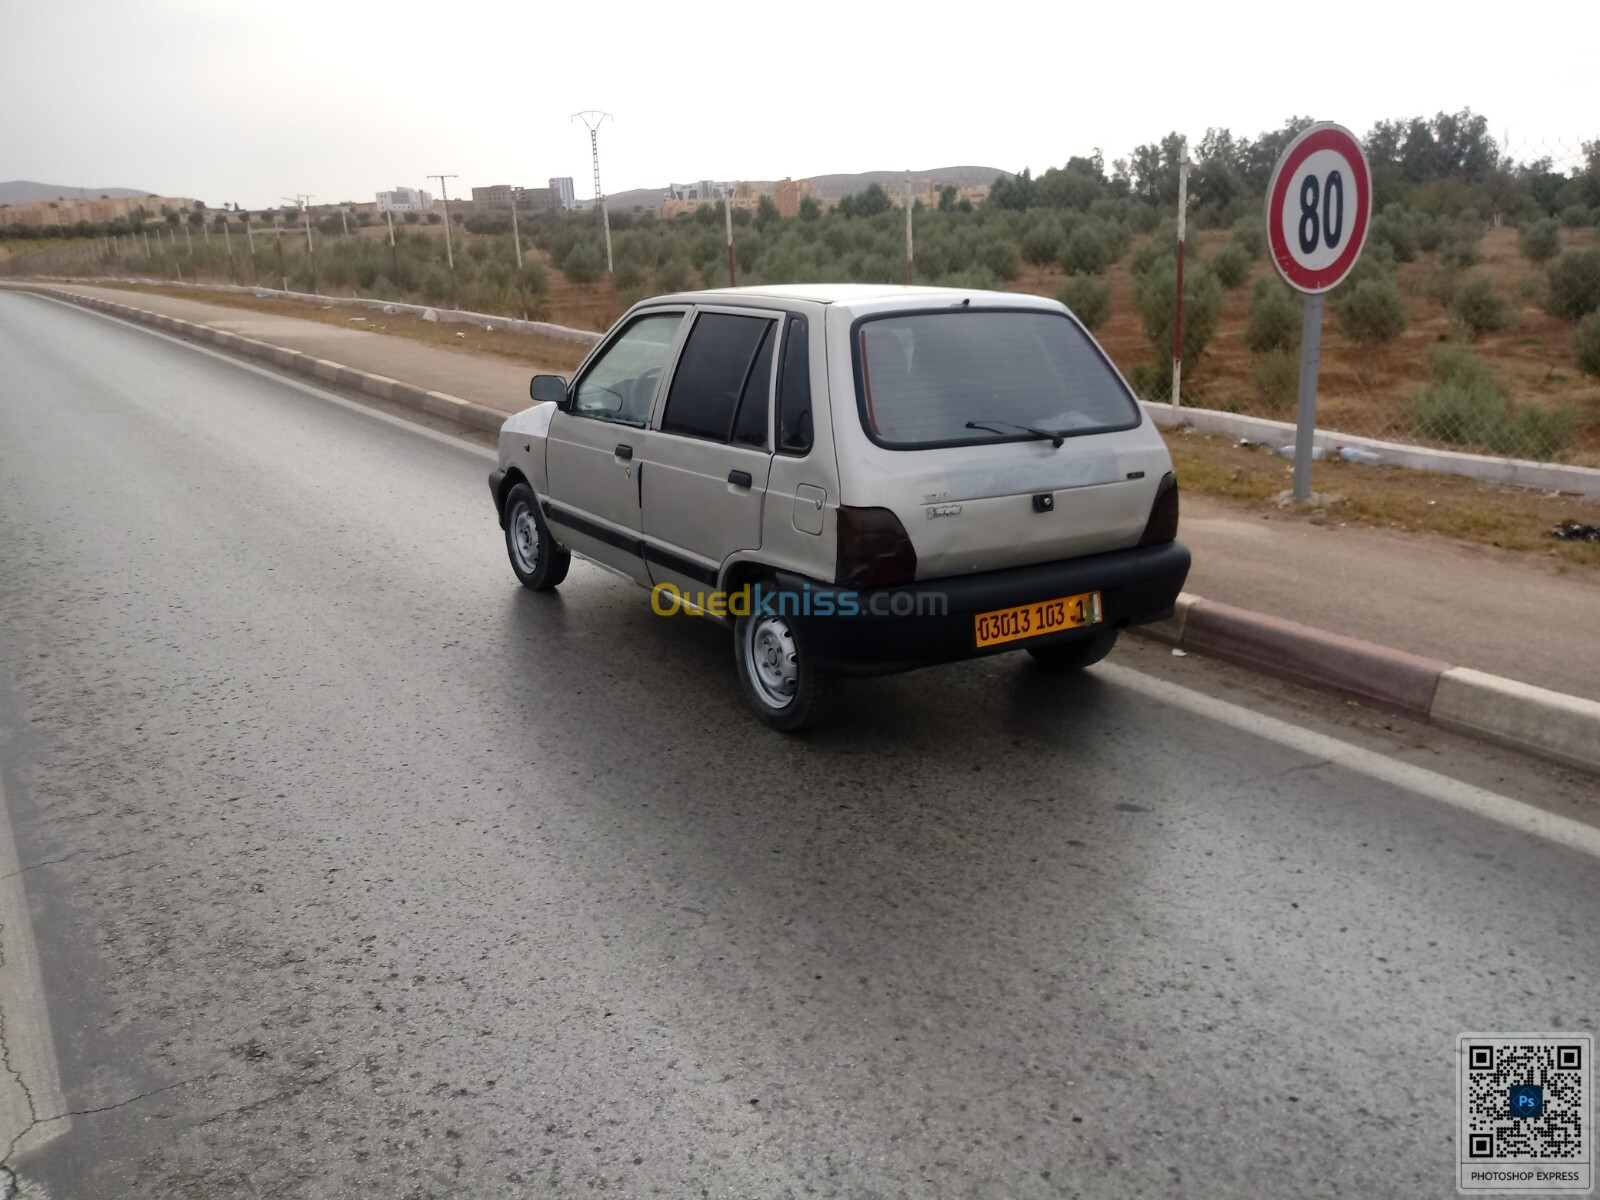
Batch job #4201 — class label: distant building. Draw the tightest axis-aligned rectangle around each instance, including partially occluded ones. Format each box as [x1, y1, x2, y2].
[471, 184, 514, 211]
[0, 194, 198, 228]
[549, 177, 576, 210]
[661, 180, 732, 218]
[773, 177, 821, 218]
[515, 186, 563, 214]
[376, 187, 433, 213]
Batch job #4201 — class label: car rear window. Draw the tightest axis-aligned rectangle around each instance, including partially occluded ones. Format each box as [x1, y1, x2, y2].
[853, 309, 1140, 449]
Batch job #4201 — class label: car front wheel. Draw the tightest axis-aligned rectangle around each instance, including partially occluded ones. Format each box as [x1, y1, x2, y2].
[734, 612, 840, 732]
[502, 483, 570, 591]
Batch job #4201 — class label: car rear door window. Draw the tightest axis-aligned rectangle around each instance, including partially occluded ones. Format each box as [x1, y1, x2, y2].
[731, 323, 774, 448]
[776, 315, 812, 455]
[662, 312, 775, 443]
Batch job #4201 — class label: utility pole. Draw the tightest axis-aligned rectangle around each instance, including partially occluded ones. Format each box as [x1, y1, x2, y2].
[284, 195, 316, 294]
[510, 194, 528, 319]
[724, 187, 736, 287]
[1171, 141, 1190, 410]
[385, 205, 400, 289]
[572, 111, 615, 281]
[905, 172, 914, 284]
[427, 174, 459, 306]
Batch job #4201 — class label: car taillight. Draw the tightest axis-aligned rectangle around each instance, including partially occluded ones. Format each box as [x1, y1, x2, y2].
[1138, 472, 1179, 546]
[836, 506, 917, 587]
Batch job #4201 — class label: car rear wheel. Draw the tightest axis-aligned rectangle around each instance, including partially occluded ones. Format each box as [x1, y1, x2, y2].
[734, 612, 840, 732]
[1025, 629, 1118, 672]
[503, 483, 570, 591]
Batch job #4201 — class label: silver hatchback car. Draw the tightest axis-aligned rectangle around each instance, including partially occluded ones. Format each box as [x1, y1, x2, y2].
[490, 284, 1189, 730]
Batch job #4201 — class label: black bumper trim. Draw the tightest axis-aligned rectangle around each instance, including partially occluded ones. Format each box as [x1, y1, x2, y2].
[772, 541, 1191, 676]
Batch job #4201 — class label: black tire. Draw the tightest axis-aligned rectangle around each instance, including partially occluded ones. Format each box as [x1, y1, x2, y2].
[734, 611, 841, 732]
[1025, 629, 1118, 672]
[502, 482, 570, 591]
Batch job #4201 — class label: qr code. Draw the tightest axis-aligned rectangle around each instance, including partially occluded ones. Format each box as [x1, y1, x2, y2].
[1465, 1040, 1588, 1160]
[1458, 1033, 1592, 1194]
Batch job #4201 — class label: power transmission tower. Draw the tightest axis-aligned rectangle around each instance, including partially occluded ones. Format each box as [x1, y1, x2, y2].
[571, 111, 615, 280]
[427, 174, 459, 306]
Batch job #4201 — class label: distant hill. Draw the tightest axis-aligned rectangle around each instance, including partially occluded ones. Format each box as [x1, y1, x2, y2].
[586, 165, 1009, 212]
[0, 181, 153, 206]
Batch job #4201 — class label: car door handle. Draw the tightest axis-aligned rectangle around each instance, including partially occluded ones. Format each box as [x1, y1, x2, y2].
[614, 443, 633, 460]
[727, 470, 753, 489]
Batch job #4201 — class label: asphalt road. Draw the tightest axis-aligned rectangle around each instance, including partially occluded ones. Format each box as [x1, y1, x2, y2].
[0, 290, 1596, 1199]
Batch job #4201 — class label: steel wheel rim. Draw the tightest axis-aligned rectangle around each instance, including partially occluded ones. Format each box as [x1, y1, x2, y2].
[745, 615, 799, 709]
[509, 502, 540, 575]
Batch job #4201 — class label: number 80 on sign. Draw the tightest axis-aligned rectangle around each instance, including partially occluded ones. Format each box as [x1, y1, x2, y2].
[1266, 122, 1373, 295]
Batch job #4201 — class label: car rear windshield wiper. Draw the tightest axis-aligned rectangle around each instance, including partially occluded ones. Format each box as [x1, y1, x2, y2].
[964, 419, 1066, 448]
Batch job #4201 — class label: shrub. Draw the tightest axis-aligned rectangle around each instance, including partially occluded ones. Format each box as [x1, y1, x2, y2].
[1415, 217, 1444, 252]
[1452, 275, 1511, 335]
[1228, 214, 1265, 259]
[1056, 274, 1111, 330]
[420, 267, 450, 304]
[1561, 204, 1593, 229]
[561, 241, 603, 284]
[1245, 277, 1300, 354]
[939, 265, 1003, 292]
[1411, 346, 1576, 458]
[425, 212, 441, 225]
[1135, 261, 1223, 369]
[402, 211, 420, 224]
[975, 238, 1020, 281]
[1518, 218, 1560, 263]
[1209, 241, 1251, 289]
[1020, 222, 1063, 267]
[1437, 234, 1481, 269]
[1251, 348, 1299, 411]
[1060, 221, 1115, 274]
[1336, 277, 1408, 346]
[654, 257, 690, 293]
[1545, 250, 1600, 320]
[1574, 312, 1600, 378]
[614, 258, 645, 290]
[1368, 206, 1418, 262]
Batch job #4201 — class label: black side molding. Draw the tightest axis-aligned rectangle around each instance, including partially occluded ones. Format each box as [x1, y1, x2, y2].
[542, 501, 645, 559]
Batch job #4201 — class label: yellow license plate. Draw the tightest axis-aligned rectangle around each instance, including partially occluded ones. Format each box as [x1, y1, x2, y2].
[974, 591, 1103, 648]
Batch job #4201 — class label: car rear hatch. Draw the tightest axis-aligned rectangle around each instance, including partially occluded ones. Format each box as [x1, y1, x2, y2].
[839, 305, 1171, 579]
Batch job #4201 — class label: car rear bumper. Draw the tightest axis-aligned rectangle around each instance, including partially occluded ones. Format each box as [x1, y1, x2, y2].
[772, 541, 1190, 676]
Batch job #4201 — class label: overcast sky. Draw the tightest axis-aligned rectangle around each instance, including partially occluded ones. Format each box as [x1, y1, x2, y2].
[2, 0, 1593, 209]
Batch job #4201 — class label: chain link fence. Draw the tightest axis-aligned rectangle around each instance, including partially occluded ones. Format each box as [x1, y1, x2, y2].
[3, 128, 1597, 468]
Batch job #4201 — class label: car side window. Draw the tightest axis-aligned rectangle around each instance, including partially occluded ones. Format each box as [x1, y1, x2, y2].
[661, 312, 775, 443]
[572, 312, 683, 426]
[776, 314, 813, 455]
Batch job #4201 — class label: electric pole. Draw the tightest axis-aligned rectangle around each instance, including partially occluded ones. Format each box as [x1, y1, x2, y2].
[572, 111, 615, 282]
[284, 195, 316, 294]
[428, 174, 459, 306]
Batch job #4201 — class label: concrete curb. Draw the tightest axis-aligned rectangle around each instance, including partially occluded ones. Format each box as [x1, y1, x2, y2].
[6, 282, 510, 435]
[11, 282, 1597, 776]
[1137, 593, 1600, 775]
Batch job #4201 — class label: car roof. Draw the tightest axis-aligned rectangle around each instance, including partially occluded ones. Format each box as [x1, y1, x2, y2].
[645, 283, 1064, 312]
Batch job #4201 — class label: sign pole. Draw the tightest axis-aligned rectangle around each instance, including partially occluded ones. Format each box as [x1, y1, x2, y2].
[1292, 293, 1325, 501]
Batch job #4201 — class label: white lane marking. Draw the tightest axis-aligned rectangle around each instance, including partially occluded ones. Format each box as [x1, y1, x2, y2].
[10, 289, 497, 462]
[0, 767, 68, 1164]
[1100, 663, 1600, 860]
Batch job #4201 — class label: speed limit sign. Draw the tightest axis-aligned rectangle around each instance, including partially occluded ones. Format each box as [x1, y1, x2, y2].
[1265, 121, 1373, 501]
[1266, 122, 1372, 294]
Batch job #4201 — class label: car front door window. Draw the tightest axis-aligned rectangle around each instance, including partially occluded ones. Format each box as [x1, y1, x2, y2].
[573, 312, 684, 425]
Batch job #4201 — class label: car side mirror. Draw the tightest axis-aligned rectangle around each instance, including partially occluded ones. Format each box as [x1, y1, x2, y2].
[530, 374, 569, 409]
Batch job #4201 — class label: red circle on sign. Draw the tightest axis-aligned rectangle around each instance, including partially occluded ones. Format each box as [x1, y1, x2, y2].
[1267, 125, 1371, 293]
